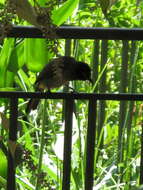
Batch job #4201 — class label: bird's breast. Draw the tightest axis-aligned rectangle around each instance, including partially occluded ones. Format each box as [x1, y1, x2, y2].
[38, 76, 69, 90]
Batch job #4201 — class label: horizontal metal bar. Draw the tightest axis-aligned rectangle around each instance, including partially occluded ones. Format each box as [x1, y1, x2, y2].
[6, 25, 143, 40]
[0, 91, 142, 100]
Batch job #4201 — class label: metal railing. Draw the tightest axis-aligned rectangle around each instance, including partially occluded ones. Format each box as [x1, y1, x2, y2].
[7, 26, 143, 40]
[2, 26, 143, 190]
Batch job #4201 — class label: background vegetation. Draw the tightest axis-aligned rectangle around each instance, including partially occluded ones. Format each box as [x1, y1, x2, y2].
[0, 0, 143, 189]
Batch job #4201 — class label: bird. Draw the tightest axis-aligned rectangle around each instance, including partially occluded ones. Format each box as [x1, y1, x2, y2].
[26, 56, 92, 113]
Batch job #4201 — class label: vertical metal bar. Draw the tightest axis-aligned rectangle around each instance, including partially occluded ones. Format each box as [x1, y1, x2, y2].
[62, 98, 74, 190]
[7, 98, 18, 190]
[140, 122, 143, 184]
[65, 39, 71, 56]
[85, 98, 97, 190]
[118, 41, 129, 179]
[62, 39, 72, 120]
[92, 39, 100, 92]
[98, 40, 108, 146]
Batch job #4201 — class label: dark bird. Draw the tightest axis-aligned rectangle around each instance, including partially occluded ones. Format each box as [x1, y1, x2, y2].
[26, 56, 92, 113]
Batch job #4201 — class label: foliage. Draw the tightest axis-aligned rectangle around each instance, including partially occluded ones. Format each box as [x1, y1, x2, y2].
[0, 0, 143, 190]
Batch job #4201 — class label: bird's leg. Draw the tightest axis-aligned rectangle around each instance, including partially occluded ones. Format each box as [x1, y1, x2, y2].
[69, 86, 77, 93]
[46, 88, 51, 93]
[64, 84, 77, 93]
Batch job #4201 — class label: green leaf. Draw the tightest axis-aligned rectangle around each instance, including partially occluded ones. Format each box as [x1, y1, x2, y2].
[0, 87, 18, 91]
[0, 0, 5, 4]
[8, 41, 25, 73]
[24, 39, 49, 72]
[16, 69, 34, 91]
[0, 38, 15, 87]
[0, 150, 7, 179]
[0, 176, 6, 189]
[7, 49, 18, 73]
[52, 0, 79, 26]
[37, 0, 47, 6]
[5, 71, 15, 87]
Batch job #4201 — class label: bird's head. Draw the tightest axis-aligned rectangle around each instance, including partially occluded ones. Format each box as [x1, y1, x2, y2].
[75, 61, 93, 84]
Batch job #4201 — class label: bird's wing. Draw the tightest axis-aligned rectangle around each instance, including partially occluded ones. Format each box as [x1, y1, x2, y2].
[34, 58, 65, 89]
[35, 62, 53, 84]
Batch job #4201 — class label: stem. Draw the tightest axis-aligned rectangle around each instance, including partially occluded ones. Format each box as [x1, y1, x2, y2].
[35, 99, 47, 190]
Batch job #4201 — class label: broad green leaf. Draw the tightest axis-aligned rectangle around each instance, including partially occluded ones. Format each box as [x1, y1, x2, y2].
[0, 38, 15, 87]
[52, 0, 79, 26]
[0, 0, 5, 4]
[16, 41, 25, 68]
[8, 41, 25, 73]
[0, 87, 18, 91]
[7, 49, 18, 73]
[37, 0, 47, 6]
[24, 39, 49, 72]
[5, 71, 15, 87]
[0, 150, 7, 179]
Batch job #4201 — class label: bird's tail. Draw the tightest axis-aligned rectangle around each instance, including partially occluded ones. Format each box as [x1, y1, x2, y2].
[26, 98, 40, 114]
[26, 86, 43, 114]
[22, 98, 40, 126]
